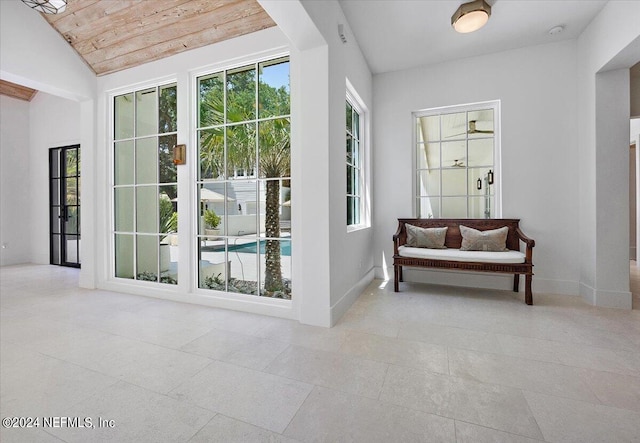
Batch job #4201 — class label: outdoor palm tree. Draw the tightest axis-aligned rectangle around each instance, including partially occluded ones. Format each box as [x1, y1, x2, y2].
[199, 64, 290, 295]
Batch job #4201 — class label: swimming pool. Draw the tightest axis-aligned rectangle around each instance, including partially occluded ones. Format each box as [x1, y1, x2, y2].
[207, 240, 291, 256]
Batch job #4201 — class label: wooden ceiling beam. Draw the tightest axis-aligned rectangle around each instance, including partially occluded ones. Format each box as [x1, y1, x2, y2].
[0, 80, 37, 102]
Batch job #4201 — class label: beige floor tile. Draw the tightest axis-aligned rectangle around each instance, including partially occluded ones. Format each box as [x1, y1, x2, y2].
[0, 342, 118, 417]
[264, 345, 388, 399]
[448, 348, 600, 403]
[180, 328, 289, 370]
[379, 365, 543, 440]
[338, 330, 449, 374]
[398, 321, 504, 354]
[454, 421, 544, 443]
[0, 428, 65, 443]
[524, 390, 640, 443]
[44, 381, 214, 443]
[169, 360, 313, 433]
[190, 415, 300, 443]
[284, 386, 456, 443]
[252, 318, 349, 352]
[582, 369, 640, 412]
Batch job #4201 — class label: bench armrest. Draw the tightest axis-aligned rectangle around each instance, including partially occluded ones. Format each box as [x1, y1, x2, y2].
[515, 227, 535, 263]
[393, 223, 404, 255]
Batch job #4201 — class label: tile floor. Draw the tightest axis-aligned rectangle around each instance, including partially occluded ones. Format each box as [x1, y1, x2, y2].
[1, 264, 639, 442]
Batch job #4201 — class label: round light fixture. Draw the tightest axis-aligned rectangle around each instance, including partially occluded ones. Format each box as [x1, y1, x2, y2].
[548, 25, 564, 35]
[452, 0, 492, 33]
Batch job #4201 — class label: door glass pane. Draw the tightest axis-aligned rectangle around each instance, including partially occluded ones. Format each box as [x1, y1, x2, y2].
[51, 207, 61, 234]
[66, 149, 78, 177]
[227, 65, 256, 123]
[259, 179, 288, 238]
[198, 243, 227, 290]
[114, 187, 134, 232]
[136, 88, 157, 137]
[228, 123, 256, 179]
[199, 128, 225, 180]
[65, 236, 78, 263]
[441, 169, 466, 196]
[159, 134, 177, 184]
[158, 84, 177, 133]
[468, 138, 493, 167]
[115, 234, 134, 279]
[199, 184, 227, 236]
[51, 234, 61, 265]
[136, 186, 158, 233]
[199, 72, 224, 127]
[159, 186, 177, 239]
[417, 170, 440, 196]
[441, 112, 467, 139]
[227, 237, 258, 295]
[50, 149, 60, 178]
[136, 235, 158, 280]
[259, 58, 290, 118]
[114, 93, 134, 140]
[65, 178, 77, 205]
[136, 137, 158, 184]
[115, 141, 134, 185]
[442, 196, 468, 218]
[65, 206, 78, 234]
[468, 108, 494, 139]
[260, 239, 291, 298]
[258, 118, 289, 179]
[441, 140, 466, 169]
[51, 179, 61, 205]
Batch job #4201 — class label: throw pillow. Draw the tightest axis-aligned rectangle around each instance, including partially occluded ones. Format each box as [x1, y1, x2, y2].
[459, 225, 509, 252]
[406, 225, 448, 249]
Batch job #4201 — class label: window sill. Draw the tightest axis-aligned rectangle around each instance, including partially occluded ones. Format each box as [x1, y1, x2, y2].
[347, 223, 371, 233]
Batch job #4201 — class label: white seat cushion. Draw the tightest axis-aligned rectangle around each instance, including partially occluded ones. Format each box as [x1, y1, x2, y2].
[398, 246, 525, 264]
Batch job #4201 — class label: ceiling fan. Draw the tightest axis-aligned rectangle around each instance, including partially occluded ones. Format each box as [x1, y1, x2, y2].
[452, 159, 465, 167]
[446, 120, 494, 138]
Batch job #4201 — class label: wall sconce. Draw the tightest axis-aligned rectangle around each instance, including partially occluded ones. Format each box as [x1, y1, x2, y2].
[21, 0, 67, 14]
[477, 178, 482, 190]
[488, 169, 494, 185]
[173, 144, 186, 165]
[451, 0, 491, 33]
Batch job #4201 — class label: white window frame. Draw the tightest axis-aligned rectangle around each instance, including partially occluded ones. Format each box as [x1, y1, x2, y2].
[346, 80, 370, 232]
[412, 100, 501, 219]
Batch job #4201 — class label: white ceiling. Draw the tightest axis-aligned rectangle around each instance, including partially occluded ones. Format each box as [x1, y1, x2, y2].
[339, 0, 608, 74]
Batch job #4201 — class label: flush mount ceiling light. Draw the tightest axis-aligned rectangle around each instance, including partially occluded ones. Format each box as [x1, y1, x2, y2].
[21, 0, 67, 14]
[452, 0, 491, 33]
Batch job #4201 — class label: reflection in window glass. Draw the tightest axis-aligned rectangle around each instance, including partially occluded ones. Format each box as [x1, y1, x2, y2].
[414, 102, 498, 218]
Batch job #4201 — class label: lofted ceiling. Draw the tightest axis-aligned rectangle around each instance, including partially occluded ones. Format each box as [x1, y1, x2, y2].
[39, 0, 276, 76]
[339, 0, 609, 74]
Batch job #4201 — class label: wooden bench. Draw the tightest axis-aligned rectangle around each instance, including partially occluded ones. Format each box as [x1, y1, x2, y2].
[393, 218, 535, 305]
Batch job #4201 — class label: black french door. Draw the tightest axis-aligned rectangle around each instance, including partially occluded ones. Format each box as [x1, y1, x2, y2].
[49, 145, 81, 268]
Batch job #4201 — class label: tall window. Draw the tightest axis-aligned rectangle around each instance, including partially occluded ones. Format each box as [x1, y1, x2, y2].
[346, 83, 368, 229]
[196, 56, 291, 299]
[112, 84, 178, 284]
[346, 98, 362, 226]
[414, 101, 499, 218]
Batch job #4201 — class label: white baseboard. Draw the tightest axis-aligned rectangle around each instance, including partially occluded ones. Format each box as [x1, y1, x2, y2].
[330, 268, 375, 326]
[580, 282, 631, 309]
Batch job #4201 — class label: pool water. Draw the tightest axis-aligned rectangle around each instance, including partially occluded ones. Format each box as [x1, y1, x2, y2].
[227, 240, 291, 256]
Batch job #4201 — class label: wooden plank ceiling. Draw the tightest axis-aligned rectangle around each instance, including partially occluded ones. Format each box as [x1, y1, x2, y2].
[42, 0, 277, 76]
[0, 80, 38, 101]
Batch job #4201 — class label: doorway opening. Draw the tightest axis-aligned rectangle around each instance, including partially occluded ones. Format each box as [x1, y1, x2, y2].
[49, 145, 81, 268]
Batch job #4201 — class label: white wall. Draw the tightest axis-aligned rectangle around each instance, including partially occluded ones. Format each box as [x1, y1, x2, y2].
[577, 1, 640, 308]
[373, 40, 579, 295]
[0, 96, 31, 266]
[299, 0, 374, 324]
[28, 93, 82, 264]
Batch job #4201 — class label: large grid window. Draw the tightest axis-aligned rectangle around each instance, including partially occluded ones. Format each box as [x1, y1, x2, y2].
[196, 56, 291, 299]
[346, 98, 362, 226]
[414, 101, 499, 219]
[112, 84, 178, 284]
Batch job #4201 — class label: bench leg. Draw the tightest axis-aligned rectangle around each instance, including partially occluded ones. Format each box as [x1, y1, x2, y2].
[525, 274, 533, 305]
[394, 265, 400, 292]
[513, 274, 520, 292]
[399, 266, 403, 282]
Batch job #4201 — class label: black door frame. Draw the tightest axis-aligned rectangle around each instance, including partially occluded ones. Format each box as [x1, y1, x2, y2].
[49, 144, 81, 268]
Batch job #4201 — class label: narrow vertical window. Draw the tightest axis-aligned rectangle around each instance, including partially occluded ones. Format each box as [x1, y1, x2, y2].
[346, 82, 368, 230]
[113, 84, 178, 284]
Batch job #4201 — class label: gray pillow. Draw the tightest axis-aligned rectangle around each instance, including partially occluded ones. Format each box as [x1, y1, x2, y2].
[459, 225, 509, 251]
[406, 224, 448, 249]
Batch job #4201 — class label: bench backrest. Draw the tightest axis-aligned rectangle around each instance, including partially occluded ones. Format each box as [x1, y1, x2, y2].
[397, 218, 522, 251]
